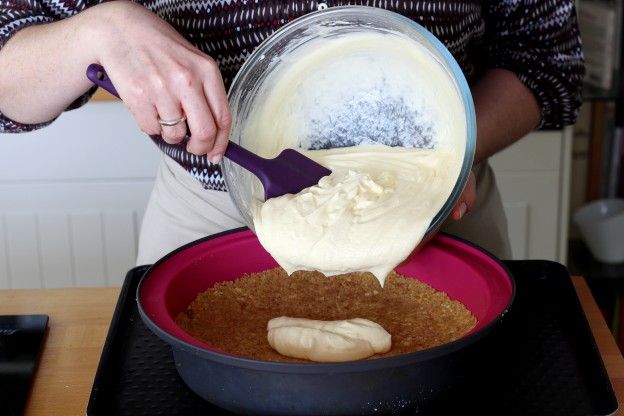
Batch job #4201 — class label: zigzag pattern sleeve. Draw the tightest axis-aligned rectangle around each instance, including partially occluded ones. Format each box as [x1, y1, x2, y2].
[0, 0, 101, 132]
[482, 0, 585, 128]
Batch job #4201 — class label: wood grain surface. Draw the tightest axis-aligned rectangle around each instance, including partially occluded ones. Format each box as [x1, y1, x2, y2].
[92, 88, 117, 101]
[0, 287, 120, 416]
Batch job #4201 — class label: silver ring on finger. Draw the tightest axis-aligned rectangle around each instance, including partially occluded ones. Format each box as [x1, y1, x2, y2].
[158, 114, 187, 127]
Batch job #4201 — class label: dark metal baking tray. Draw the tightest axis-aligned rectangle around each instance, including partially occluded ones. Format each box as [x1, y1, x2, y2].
[87, 261, 618, 415]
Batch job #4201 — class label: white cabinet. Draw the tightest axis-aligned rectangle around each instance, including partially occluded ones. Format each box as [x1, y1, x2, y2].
[0, 102, 160, 288]
[490, 128, 572, 263]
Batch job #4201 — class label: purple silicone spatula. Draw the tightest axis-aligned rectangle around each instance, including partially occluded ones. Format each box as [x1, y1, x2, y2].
[86, 64, 331, 200]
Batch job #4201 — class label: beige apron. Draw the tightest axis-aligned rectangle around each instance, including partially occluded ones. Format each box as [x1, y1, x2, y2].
[441, 162, 512, 259]
[136, 156, 511, 265]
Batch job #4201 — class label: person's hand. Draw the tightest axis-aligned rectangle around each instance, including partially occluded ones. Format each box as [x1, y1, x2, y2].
[88, 1, 230, 161]
[450, 171, 476, 220]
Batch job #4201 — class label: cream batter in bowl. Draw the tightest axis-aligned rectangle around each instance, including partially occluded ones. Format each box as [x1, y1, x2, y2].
[223, 6, 476, 281]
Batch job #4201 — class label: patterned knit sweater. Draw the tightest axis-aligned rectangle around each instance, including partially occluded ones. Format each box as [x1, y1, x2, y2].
[0, 0, 585, 191]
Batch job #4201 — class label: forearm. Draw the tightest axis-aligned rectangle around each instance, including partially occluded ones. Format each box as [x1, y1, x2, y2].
[0, 6, 103, 124]
[472, 68, 541, 164]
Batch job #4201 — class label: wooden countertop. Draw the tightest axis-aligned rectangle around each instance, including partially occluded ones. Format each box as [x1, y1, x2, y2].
[0, 277, 621, 416]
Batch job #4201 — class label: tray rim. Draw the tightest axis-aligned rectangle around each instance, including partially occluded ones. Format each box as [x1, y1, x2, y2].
[505, 260, 619, 416]
[87, 265, 150, 413]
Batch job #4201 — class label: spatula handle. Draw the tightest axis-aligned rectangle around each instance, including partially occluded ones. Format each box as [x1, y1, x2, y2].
[86, 64, 120, 98]
[223, 142, 270, 178]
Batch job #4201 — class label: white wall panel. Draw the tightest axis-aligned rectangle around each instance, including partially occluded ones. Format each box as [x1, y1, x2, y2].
[38, 213, 74, 288]
[0, 102, 160, 182]
[0, 216, 11, 288]
[70, 213, 107, 287]
[0, 210, 143, 289]
[4, 213, 42, 289]
[0, 101, 158, 288]
[103, 212, 138, 286]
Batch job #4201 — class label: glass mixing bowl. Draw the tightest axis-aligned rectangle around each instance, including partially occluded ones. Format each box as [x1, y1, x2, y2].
[223, 6, 476, 236]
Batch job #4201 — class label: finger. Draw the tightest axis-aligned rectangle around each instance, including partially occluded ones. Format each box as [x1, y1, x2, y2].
[166, 61, 218, 156]
[160, 120, 188, 144]
[127, 101, 161, 136]
[451, 202, 468, 221]
[463, 173, 477, 211]
[117, 70, 163, 136]
[155, 97, 188, 144]
[451, 173, 476, 220]
[180, 86, 217, 156]
[201, 61, 231, 164]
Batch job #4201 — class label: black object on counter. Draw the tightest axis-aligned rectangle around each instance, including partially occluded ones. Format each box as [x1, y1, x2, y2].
[87, 262, 617, 416]
[0, 314, 48, 416]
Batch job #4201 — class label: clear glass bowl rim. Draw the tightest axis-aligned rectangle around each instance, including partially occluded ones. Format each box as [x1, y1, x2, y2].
[225, 5, 477, 236]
